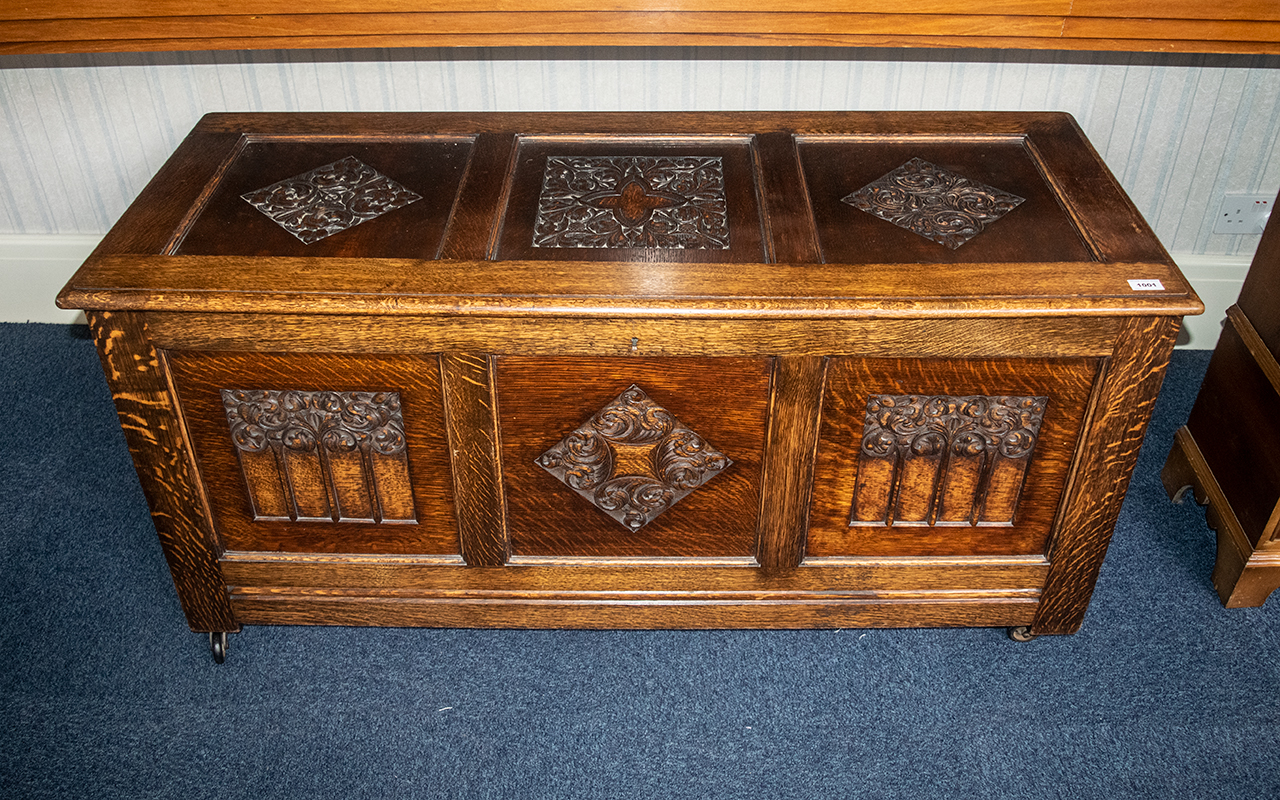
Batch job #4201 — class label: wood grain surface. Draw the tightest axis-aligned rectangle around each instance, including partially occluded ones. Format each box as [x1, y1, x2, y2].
[1032, 315, 1180, 634]
[756, 356, 825, 572]
[1162, 427, 1280, 608]
[167, 350, 461, 555]
[141, 313, 1125, 360]
[57, 112, 1201, 324]
[87, 311, 238, 633]
[174, 138, 474, 259]
[807, 356, 1099, 558]
[60, 111, 1201, 637]
[5, 1, 1278, 54]
[495, 356, 770, 558]
[439, 353, 510, 566]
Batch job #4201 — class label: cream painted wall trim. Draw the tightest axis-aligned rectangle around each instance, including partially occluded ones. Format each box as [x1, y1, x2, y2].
[0, 233, 1252, 348]
[0, 234, 96, 324]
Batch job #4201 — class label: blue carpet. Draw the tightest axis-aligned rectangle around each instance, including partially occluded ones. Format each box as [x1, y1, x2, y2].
[1, 322, 1276, 799]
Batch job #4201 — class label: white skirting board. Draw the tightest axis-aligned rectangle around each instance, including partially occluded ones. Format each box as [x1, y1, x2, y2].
[0, 234, 1254, 349]
[0, 234, 99, 326]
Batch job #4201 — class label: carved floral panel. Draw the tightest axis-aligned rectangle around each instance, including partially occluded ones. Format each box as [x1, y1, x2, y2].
[221, 389, 416, 524]
[536, 385, 732, 530]
[851, 394, 1047, 527]
[532, 155, 730, 249]
[842, 158, 1024, 249]
[241, 156, 422, 244]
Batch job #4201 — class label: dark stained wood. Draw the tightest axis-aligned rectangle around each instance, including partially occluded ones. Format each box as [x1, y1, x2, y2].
[1033, 315, 1181, 633]
[756, 356, 826, 572]
[173, 137, 473, 259]
[752, 132, 820, 265]
[5, 1, 1280, 55]
[807, 356, 1100, 558]
[166, 351, 461, 555]
[439, 133, 518, 261]
[58, 112, 1200, 642]
[439, 353, 510, 566]
[1163, 428, 1280, 608]
[798, 135, 1096, 265]
[92, 131, 245, 258]
[495, 356, 771, 557]
[87, 311, 238, 633]
[492, 135, 765, 264]
[1163, 188, 1280, 608]
[1236, 190, 1280, 360]
[1184, 312, 1280, 547]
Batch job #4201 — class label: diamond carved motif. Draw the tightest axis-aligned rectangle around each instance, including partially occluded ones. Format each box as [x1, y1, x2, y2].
[535, 385, 732, 531]
[842, 157, 1025, 249]
[532, 155, 730, 249]
[242, 156, 422, 244]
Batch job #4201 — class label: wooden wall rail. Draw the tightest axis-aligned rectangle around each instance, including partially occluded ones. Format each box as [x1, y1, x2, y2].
[4, 1, 1278, 55]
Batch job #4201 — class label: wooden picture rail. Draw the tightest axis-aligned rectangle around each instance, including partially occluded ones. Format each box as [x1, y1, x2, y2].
[3, 0, 1278, 56]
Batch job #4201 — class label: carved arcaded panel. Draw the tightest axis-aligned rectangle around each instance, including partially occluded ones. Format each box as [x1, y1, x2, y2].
[533, 155, 730, 249]
[851, 394, 1047, 527]
[221, 389, 417, 524]
[241, 156, 421, 244]
[536, 385, 731, 530]
[842, 158, 1024, 249]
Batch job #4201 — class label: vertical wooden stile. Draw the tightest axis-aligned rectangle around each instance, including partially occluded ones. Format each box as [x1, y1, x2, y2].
[440, 352, 510, 566]
[438, 132, 518, 261]
[757, 356, 826, 573]
[751, 131, 821, 264]
[89, 310, 237, 633]
[1033, 316, 1180, 634]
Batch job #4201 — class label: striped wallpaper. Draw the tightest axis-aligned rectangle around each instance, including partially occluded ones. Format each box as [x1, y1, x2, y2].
[2, 47, 1279, 256]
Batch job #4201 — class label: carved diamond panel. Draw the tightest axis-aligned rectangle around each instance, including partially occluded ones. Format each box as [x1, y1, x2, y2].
[222, 389, 416, 524]
[851, 394, 1047, 527]
[535, 385, 732, 530]
[842, 158, 1024, 249]
[532, 156, 730, 249]
[241, 156, 422, 244]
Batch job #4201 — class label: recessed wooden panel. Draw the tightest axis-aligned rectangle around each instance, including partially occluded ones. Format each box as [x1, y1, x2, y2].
[808, 356, 1100, 557]
[496, 356, 770, 557]
[168, 351, 459, 555]
[798, 136, 1095, 264]
[495, 136, 766, 263]
[175, 137, 473, 258]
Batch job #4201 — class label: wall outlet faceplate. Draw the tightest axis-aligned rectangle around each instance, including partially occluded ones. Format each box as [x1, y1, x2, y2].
[1214, 193, 1273, 235]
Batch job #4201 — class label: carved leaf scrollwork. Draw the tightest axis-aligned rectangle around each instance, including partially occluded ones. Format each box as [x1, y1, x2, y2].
[852, 393, 1047, 527]
[241, 156, 422, 245]
[533, 156, 731, 250]
[221, 389, 415, 524]
[536, 385, 731, 531]
[842, 158, 1024, 249]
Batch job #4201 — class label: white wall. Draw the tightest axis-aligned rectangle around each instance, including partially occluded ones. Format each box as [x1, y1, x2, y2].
[2, 46, 1276, 343]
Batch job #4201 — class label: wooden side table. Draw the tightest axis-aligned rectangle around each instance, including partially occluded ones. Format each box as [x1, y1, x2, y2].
[1163, 189, 1280, 607]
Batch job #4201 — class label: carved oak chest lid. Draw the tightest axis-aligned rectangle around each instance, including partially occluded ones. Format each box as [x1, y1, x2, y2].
[58, 112, 1201, 320]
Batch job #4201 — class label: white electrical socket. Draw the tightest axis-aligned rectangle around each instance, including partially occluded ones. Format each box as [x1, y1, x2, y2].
[1214, 192, 1273, 235]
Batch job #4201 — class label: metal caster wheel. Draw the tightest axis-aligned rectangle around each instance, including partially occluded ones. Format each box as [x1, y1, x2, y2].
[209, 631, 228, 664]
[1007, 626, 1038, 642]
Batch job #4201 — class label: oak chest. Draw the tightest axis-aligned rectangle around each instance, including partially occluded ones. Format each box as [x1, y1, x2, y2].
[58, 112, 1201, 659]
